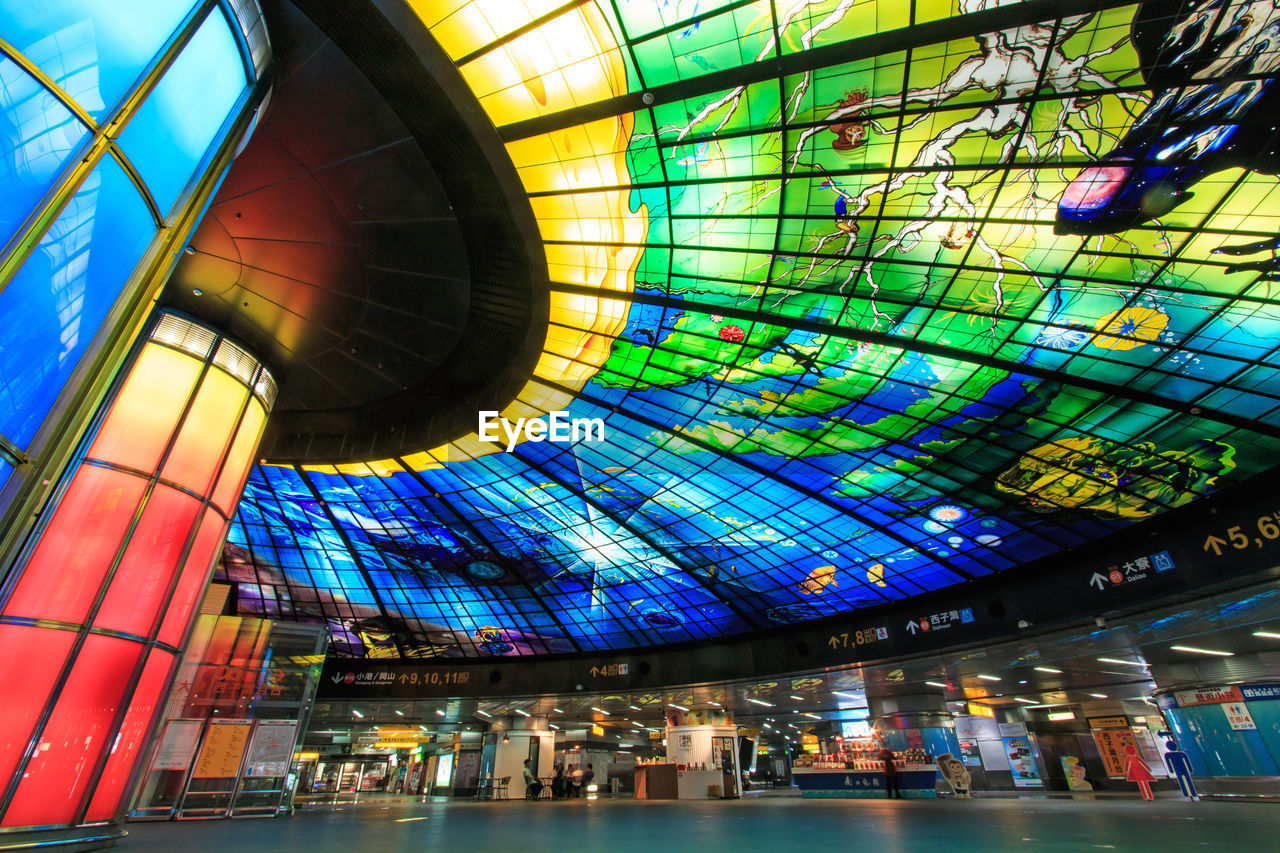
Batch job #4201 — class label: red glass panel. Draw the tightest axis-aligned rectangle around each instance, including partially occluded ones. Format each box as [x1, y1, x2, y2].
[3, 467, 147, 624]
[3, 635, 141, 827]
[210, 397, 265, 514]
[86, 343, 200, 472]
[157, 507, 228, 647]
[160, 368, 247, 496]
[83, 648, 175, 822]
[0, 626, 76, 792]
[93, 486, 202, 637]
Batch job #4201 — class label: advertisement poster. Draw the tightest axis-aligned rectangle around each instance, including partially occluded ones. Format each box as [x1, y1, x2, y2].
[1059, 756, 1093, 791]
[151, 720, 203, 771]
[1223, 702, 1258, 730]
[192, 719, 252, 779]
[1091, 728, 1136, 778]
[1002, 736, 1043, 787]
[244, 721, 298, 777]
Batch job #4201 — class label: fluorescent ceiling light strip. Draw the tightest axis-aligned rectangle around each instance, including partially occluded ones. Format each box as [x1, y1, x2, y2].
[1170, 645, 1233, 657]
[1034, 667, 1062, 673]
[925, 681, 947, 688]
[591, 707, 610, 715]
[513, 709, 530, 717]
[748, 698, 773, 706]
[1097, 657, 1147, 667]
[669, 704, 688, 711]
[1253, 631, 1280, 639]
[977, 674, 1000, 681]
[1013, 698, 1038, 704]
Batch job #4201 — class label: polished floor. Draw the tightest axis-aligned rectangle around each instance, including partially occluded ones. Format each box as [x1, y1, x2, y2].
[118, 795, 1280, 852]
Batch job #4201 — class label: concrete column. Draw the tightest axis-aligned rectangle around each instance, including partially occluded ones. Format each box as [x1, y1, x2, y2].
[491, 715, 553, 798]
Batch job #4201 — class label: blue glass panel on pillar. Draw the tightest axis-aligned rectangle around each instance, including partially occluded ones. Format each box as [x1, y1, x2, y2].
[0, 57, 90, 248]
[115, 7, 248, 217]
[0, 0, 191, 120]
[0, 156, 153, 450]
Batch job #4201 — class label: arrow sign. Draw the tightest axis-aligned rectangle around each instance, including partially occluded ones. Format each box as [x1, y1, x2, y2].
[906, 620, 919, 635]
[1089, 572, 1108, 590]
[331, 673, 344, 683]
[828, 636, 840, 649]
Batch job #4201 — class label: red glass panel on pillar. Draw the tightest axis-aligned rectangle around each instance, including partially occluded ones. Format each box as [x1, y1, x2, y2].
[0, 313, 274, 829]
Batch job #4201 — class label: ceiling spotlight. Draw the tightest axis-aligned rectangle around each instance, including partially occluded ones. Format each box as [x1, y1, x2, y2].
[925, 681, 948, 689]
[351, 709, 364, 718]
[395, 710, 405, 716]
[1098, 657, 1148, 667]
[435, 710, 445, 717]
[1034, 666, 1062, 674]
[1253, 631, 1280, 640]
[708, 702, 722, 707]
[629, 705, 642, 711]
[419, 725, 428, 731]
[591, 707, 610, 715]
[550, 724, 560, 730]
[502, 734, 510, 744]
[977, 675, 1001, 681]
[553, 708, 564, 713]
[1170, 645, 1234, 657]
[748, 698, 774, 707]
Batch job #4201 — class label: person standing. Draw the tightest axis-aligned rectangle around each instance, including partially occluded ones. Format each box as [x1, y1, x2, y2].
[877, 746, 901, 799]
[582, 763, 595, 793]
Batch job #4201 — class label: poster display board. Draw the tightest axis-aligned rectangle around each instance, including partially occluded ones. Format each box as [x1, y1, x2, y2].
[1001, 736, 1043, 787]
[152, 720, 203, 771]
[245, 721, 298, 777]
[1059, 756, 1093, 791]
[1091, 728, 1136, 778]
[977, 739, 1010, 772]
[192, 719, 252, 779]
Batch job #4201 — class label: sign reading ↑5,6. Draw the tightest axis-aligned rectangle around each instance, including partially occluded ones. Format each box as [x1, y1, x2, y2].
[478, 411, 606, 452]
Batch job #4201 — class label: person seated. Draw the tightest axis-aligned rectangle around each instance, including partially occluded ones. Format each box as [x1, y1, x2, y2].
[522, 759, 543, 799]
[551, 764, 566, 799]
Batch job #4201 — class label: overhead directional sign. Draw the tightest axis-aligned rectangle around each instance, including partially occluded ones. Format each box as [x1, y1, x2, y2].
[826, 625, 888, 651]
[1086, 550, 1174, 591]
[904, 607, 974, 636]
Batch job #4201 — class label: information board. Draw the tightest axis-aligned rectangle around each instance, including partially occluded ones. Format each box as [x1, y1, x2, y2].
[245, 721, 298, 777]
[192, 719, 252, 779]
[152, 720, 203, 771]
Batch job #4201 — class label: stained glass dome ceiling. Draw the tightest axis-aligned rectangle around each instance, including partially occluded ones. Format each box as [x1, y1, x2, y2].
[218, 0, 1280, 658]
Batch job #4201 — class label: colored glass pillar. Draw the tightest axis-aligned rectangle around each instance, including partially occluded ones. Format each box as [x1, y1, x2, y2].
[0, 312, 275, 829]
[0, 0, 269, 531]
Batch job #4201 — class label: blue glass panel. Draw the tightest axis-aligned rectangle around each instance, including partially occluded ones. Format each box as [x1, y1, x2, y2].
[1243, 698, 1280, 771]
[115, 8, 247, 217]
[0, 157, 153, 449]
[1166, 704, 1279, 776]
[0, 0, 191, 120]
[0, 58, 90, 248]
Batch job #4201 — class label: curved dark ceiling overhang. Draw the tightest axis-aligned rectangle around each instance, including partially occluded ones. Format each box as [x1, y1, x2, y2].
[162, 0, 549, 463]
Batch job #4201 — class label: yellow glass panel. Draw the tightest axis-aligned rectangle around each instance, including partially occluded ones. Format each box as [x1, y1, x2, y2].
[87, 343, 201, 473]
[211, 398, 268, 514]
[160, 367, 249, 497]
